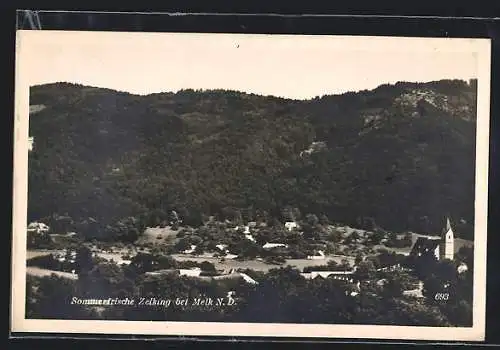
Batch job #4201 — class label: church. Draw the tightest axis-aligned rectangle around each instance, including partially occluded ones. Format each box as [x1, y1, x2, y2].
[410, 217, 455, 261]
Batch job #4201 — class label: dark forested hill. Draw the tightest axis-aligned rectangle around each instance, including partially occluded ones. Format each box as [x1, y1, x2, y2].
[27, 79, 477, 240]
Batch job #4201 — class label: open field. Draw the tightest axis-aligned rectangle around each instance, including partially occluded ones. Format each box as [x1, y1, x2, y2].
[137, 226, 178, 245]
[26, 250, 65, 259]
[171, 253, 356, 272]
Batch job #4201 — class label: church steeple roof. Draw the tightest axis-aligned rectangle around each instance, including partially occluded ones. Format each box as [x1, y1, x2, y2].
[446, 217, 452, 232]
[443, 216, 454, 240]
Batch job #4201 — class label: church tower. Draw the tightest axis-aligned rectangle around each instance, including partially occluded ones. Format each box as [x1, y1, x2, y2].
[440, 217, 455, 261]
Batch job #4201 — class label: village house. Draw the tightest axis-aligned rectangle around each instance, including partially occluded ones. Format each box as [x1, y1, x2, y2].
[27, 222, 50, 234]
[307, 250, 325, 260]
[402, 281, 424, 298]
[179, 267, 202, 277]
[245, 234, 256, 242]
[182, 245, 197, 254]
[239, 272, 258, 285]
[300, 270, 355, 282]
[224, 253, 239, 260]
[145, 269, 178, 277]
[216, 244, 228, 252]
[457, 262, 468, 274]
[214, 269, 259, 285]
[285, 221, 298, 231]
[376, 264, 411, 273]
[299, 141, 327, 157]
[52, 249, 76, 263]
[262, 242, 288, 249]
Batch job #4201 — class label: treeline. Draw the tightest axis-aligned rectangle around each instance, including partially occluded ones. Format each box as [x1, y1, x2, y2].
[27, 79, 477, 241]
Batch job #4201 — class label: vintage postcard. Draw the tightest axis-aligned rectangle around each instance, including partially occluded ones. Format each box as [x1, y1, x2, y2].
[11, 30, 490, 341]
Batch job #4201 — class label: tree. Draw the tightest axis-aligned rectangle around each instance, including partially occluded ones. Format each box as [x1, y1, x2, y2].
[305, 213, 319, 226]
[27, 275, 90, 319]
[354, 260, 376, 281]
[200, 261, 216, 272]
[193, 244, 205, 256]
[75, 246, 94, 274]
[79, 262, 130, 298]
[368, 230, 385, 245]
[456, 246, 473, 271]
[383, 273, 405, 297]
[175, 238, 192, 252]
[169, 210, 180, 225]
[292, 207, 302, 221]
[107, 216, 141, 242]
[130, 253, 156, 273]
[319, 214, 330, 226]
[281, 206, 294, 222]
[339, 258, 351, 270]
[327, 230, 342, 243]
[355, 253, 363, 266]
[268, 217, 282, 228]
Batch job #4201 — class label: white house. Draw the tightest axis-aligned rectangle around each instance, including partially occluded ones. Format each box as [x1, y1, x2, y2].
[182, 245, 197, 254]
[52, 249, 76, 263]
[224, 253, 238, 260]
[216, 244, 228, 252]
[300, 270, 356, 281]
[457, 262, 468, 274]
[285, 221, 298, 231]
[239, 272, 259, 285]
[245, 234, 256, 242]
[262, 242, 288, 249]
[179, 267, 202, 277]
[28, 136, 34, 151]
[214, 271, 259, 285]
[307, 250, 325, 260]
[27, 222, 50, 234]
[402, 281, 424, 298]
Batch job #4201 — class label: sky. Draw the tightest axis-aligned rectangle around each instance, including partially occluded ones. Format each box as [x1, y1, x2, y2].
[17, 30, 481, 100]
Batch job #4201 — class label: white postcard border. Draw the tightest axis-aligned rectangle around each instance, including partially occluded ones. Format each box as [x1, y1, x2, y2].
[11, 31, 491, 341]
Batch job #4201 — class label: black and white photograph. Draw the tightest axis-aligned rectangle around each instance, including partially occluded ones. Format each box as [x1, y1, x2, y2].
[11, 30, 490, 341]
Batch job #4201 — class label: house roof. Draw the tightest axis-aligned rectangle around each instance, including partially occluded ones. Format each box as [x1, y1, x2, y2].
[301, 270, 355, 279]
[410, 237, 440, 256]
[262, 242, 287, 249]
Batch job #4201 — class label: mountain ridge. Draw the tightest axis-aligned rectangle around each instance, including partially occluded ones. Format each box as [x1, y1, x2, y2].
[27, 79, 477, 241]
[30, 78, 477, 103]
